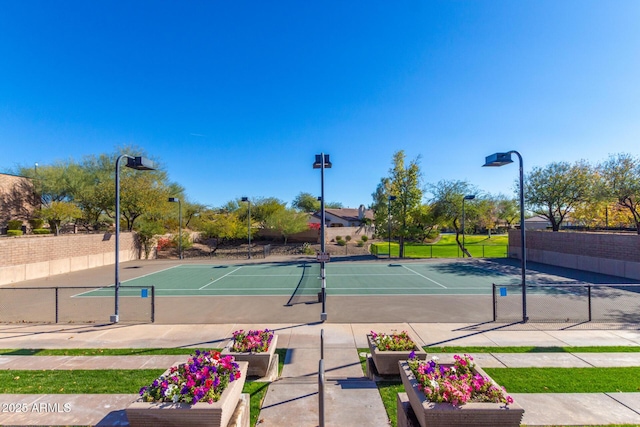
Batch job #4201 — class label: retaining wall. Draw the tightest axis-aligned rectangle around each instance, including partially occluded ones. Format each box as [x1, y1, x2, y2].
[509, 229, 640, 280]
[0, 233, 139, 285]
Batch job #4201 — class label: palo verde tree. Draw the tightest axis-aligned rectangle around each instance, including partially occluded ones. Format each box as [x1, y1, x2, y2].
[599, 153, 640, 234]
[428, 179, 478, 256]
[524, 160, 595, 231]
[373, 150, 423, 258]
[263, 207, 309, 244]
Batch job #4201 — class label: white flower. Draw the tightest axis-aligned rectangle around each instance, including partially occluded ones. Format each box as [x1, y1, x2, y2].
[431, 356, 439, 361]
[164, 384, 177, 397]
[430, 379, 439, 389]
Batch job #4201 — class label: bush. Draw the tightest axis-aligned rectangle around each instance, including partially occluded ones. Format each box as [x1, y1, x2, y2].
[345, 235, 352, 242]
[7, 230, 23, 236]
[335, 235, 342, 242]
[361, 235, 369, 242]
[32, 228, 50, 234]
[336, 239, 346, 246]
[7, 220, 23, 230]
[357, 241, 365, 247]
[29, 218, 44, 229]
[157, 237, 174, 250]
[171, 231, 193, 250]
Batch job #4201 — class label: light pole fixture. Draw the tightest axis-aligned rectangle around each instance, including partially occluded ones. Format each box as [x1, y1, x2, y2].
[241, 197, 251, 259]
[388, 195, 396, 259]
[111, 155, 155, 324]
[168, 197, 182, 260]
[313, 153, 332, 322]
[462, 194, 476, 258]
[483, 151, 527, 322]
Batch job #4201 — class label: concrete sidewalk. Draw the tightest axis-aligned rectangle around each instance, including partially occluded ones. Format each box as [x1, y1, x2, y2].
[0, 322, 639, 426]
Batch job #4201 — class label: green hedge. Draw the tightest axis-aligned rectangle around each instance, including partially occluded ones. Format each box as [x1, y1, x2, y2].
[7, 230, 23, 236]
[32, 228, 50, 234]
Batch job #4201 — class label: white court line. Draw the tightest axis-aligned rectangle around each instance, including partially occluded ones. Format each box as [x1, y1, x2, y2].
[401, 265, 447, 288]
[199, 267, 242, 290]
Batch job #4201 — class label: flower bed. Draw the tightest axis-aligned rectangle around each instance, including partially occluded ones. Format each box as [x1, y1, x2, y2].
[127, 350, 247, 427]
[399, 353, 523, 427]
[221, 329, 277, 378]
[367, 330, 426, 376]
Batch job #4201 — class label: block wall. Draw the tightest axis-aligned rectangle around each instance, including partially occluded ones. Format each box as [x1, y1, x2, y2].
[0, 233, 140, 285]
[509, 230, 640, 280]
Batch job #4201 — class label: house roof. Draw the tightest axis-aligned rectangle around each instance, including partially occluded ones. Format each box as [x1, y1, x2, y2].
[312, 207, 374, 222]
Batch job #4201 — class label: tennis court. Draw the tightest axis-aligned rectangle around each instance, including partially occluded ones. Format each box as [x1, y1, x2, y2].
[78, 260, 526, 299]
[4, 258, 639, 324]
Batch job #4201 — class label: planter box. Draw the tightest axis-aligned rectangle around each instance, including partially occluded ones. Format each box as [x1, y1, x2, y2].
[367, 333, 427, 376]
[221, 335, 278, 378]
[126, 361, 248, 427]
[399, 360, 524, 427]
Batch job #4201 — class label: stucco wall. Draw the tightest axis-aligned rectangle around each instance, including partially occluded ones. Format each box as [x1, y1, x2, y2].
[509, 230, 640, 280]
[0, 233, 140, 285]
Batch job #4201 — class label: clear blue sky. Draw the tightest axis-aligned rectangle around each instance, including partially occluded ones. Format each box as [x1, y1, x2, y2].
[1, 1, 639, 209]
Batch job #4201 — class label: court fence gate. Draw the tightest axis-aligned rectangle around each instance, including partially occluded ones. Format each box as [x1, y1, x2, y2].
[492, 283, 640, 323]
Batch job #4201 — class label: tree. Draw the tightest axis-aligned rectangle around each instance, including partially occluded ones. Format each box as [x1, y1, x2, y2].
[385, 151, 423, 258]
[524, 160, 595, 231]
[251, 197, 287, 227]
[292, 192, 321, 213]
[599, 153, 640, 234]
[263, 208, 309, 244]
[38, 201, 83, 235]
[135, 220, 165, 259]
[428, 180, 477, 256]
[493, 194, 520, 231]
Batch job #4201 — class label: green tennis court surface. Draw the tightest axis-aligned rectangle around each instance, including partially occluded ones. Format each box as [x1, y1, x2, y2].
[76, 261, 530, 298]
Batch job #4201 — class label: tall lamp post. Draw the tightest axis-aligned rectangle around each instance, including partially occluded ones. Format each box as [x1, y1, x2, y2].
[313, 153, 331, 322]
[168, 197, 182, 260]
[388, 195, 396, 259]
[111, 155, 155, 323]
[462, 194, 476, 257]
[483, 151, 527, 322]
[241, 197, 251, 259]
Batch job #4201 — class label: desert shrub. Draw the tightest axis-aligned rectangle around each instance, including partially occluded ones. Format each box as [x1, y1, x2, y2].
[32, 228, 50, 234]
[171, 232, 193, 250]
[345, 235, 352, 242]
[7, 220, 23, 230]
[335, 235, 342, 241]
[7, 230, 23, 236]
[357, 241, 364, 247]
[337, 239, 346, 246]
[361, 235, 369, 242]
[302, 242, 315, 255]
[29, 218, 44, 229]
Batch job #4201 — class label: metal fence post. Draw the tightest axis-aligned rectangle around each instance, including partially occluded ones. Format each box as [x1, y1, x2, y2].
[55, 287, 59, 323]
[151, 286, 155, 323]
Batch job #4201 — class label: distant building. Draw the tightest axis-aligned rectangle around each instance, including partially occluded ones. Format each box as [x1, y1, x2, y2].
[0, 173, 39, 232]
[308, 205, 374, 227]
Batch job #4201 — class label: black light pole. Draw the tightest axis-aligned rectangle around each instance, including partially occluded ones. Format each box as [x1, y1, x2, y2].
[388, 195, 396, 258]
[168, 197, 182, 260]
[483, 151, 527, 322]
[112, 155, 155, 323]
[241, 197, 251, 259]
[462, 194, 476, 257]
[313, 153, 331, 322]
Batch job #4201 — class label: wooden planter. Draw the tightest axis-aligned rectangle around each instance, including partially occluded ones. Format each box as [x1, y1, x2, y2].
[221, 335, 278, 378]
[126, 361, 248, 427]
[367, 333, 427, 376]
[398, 361, 524, 427]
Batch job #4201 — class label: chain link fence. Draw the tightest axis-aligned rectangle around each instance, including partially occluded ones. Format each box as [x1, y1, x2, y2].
[0, 285, 155, 323]
[493, 283, 640, 323]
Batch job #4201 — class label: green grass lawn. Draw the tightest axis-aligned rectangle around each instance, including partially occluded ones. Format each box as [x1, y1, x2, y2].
[371, 234, 509, 258]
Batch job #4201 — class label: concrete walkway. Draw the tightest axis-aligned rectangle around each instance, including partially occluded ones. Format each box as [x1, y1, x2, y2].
[0, 322, 639, 426]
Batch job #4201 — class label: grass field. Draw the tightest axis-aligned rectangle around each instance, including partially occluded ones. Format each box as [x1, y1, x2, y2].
[371, 234, 509, 258]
